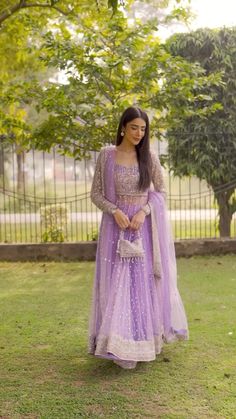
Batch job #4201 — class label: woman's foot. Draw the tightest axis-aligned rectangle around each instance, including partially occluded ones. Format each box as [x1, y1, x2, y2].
[113, 359, 137, 369]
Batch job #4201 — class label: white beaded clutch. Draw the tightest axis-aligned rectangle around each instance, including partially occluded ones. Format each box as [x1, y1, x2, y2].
[117, 230, 144, 259]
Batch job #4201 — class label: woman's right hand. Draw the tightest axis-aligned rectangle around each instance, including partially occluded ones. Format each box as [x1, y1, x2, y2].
[113, 209, 130, 230]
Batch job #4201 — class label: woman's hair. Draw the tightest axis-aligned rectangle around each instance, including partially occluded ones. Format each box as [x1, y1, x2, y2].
[116, 106, 152, 191]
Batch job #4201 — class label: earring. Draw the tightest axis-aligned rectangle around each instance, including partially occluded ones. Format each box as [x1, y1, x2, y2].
[121, 131, 124, 136]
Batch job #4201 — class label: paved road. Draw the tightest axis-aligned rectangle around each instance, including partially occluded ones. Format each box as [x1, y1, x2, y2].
[1, 209, 235, 223]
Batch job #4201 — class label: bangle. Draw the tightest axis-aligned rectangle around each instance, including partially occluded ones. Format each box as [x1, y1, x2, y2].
[141, 204, 150, 216]
[111, 207, 118, 215]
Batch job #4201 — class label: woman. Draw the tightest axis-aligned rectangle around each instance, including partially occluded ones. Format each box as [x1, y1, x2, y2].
[88, 106, 189, 369]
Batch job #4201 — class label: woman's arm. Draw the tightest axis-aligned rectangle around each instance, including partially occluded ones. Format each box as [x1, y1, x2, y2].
[150, 150, 166, 196]
[90, 149, 118, 214]
[141, 150, 166, 216]
[130, 150, 167, 229]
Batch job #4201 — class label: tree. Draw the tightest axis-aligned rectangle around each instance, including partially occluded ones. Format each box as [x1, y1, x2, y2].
[0, 4, 57, 191]
[166, 28, 236, 237]
[0, 0, 120, 25]
[0, 0, 193, 148]
[0, 0, 221, 162]
[0, 0, 127, 137]
[14, 8, 219, 159]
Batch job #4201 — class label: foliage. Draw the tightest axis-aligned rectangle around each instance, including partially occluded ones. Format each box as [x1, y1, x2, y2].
[87, 228, 99, 241]
[40, 203, 68, 242]
[41, 228, 64, 243]
[0, 0, 216, 160]
[0, 0, 122, 147]
[0, 5, 53, 151]
[0, 0, 120, 25]
[2, 10, 220, 160]
[166, 27, 236, 236]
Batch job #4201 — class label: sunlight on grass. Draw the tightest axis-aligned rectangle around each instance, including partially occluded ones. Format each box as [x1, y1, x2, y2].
[0, 257, 235, 418]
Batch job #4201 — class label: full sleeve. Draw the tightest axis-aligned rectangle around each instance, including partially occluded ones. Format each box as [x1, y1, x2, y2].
[150, 150, 166, 198]
[90, 149, 118, 214]
[141, 150, 167, 215]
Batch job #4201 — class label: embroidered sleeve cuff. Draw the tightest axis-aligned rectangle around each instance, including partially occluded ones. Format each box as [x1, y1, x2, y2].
[110, 207, 118, 215]
[141, 203, 151, 216]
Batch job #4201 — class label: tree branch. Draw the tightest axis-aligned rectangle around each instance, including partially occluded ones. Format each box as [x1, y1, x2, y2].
[0, 0, 69, 25]
[94, 77, 114, 104]
[22, 2, 69, 17]
[0, 2, 24, 25]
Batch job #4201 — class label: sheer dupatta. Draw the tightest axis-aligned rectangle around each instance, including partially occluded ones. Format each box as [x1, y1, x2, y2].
[88, 147, 188, 356]
[148, 191, 189, 339]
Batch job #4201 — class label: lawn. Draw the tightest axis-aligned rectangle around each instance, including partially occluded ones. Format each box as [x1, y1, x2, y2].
[1, 220, 236, 243]
[0, 257, 235, 418]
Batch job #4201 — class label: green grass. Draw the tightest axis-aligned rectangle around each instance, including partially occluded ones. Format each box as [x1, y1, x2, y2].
[1, 220, 236, 243]
[0, 222, 99, 243]
[0, 257, 236, 418]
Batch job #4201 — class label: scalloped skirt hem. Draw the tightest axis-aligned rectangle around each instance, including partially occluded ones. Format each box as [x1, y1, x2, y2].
[88, 329, 188, 363]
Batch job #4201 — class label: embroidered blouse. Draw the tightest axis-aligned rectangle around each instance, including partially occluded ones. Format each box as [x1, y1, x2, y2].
[90, 145, 166, 215]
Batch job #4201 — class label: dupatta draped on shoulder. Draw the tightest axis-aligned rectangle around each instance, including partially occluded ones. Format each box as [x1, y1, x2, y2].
[88, 146, 188, 362]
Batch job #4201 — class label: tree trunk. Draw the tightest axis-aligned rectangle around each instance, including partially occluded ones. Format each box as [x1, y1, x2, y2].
[214, 189, 233, 237]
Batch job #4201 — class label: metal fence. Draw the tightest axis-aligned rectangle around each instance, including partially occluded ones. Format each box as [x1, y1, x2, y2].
[0, 142, 235, 243]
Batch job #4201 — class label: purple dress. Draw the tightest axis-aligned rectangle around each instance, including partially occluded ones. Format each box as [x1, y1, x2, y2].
[88, 146, 188, 365]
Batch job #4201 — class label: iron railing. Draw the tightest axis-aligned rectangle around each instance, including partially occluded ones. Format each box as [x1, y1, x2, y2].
[0, 142, 235, 243]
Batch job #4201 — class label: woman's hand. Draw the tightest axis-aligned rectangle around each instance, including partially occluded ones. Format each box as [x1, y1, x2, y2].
[130, 210, 146, 231]
[113, 209, 130, 230]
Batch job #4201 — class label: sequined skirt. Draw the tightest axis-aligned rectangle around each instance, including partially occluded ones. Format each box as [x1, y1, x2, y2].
[88, 198, 188, 363]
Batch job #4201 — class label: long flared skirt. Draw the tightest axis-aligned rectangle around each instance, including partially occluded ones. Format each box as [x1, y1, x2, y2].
[88, 201, 188, 363]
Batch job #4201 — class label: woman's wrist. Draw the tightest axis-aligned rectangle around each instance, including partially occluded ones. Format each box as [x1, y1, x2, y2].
[139, 209, 147, 217]
[111, 207, 118, 215]
[140, 204, 150, 216]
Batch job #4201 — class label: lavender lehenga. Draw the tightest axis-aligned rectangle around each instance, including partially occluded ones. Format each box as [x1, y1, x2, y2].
[88, 145, 189, 368]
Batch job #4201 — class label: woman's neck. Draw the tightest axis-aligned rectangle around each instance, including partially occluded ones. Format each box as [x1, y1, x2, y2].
[116, 144, 136, 153]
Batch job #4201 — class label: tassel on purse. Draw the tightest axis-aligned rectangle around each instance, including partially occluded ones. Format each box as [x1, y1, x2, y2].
[116, 230, 144, 259]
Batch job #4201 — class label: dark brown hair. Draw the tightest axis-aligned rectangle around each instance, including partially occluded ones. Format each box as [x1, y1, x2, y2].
[116, 106, 152, 191]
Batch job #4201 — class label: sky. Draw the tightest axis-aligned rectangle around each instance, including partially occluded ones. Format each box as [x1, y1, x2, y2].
[158, 0, 236, 39]
[190, 0, 236, 29]
[57, 0, 236, 83]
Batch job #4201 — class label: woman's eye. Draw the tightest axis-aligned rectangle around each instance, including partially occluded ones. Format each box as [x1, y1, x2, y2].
[131, 127, 145, 131]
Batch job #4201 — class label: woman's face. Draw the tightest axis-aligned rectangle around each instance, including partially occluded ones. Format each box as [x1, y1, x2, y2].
[122, 118, 146, 146]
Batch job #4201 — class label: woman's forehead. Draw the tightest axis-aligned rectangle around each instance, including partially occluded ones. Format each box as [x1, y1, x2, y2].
[128, 118, 146, 127]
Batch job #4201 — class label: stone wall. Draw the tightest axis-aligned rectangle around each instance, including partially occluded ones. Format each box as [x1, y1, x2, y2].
[0, 239, 235, 261]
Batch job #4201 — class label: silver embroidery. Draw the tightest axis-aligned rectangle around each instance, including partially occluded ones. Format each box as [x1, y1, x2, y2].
[90, 146, 166, 213]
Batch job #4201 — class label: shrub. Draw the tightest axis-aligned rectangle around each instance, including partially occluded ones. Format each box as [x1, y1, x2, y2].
[40, 204, 68, 242]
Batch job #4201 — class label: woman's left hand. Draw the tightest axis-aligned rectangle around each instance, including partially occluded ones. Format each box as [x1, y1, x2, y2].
[130, 210, 146, 231]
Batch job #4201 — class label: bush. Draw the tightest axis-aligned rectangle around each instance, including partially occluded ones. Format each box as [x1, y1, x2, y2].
[40, 204, 68, 242]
